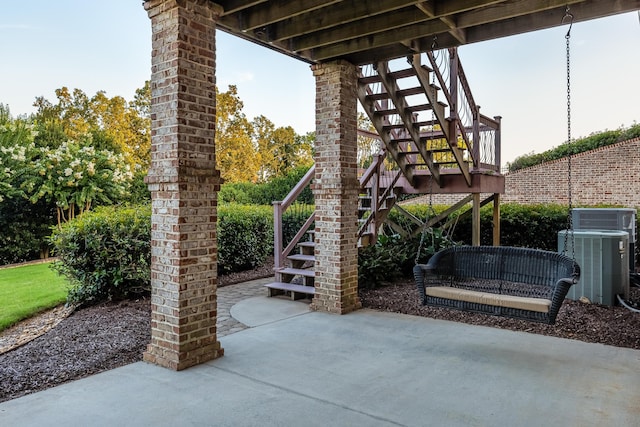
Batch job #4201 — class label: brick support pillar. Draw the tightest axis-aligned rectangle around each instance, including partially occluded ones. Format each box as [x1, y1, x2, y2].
[310, 60, 361, 314]
[143, 0, 223, 370]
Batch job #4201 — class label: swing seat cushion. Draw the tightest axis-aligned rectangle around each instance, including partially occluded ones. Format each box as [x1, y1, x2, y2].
[425, 286, 551, 313]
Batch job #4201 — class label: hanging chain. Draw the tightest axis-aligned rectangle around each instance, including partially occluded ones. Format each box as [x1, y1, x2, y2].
[562, 7, 577, 272]
[416, 37, 438, 265]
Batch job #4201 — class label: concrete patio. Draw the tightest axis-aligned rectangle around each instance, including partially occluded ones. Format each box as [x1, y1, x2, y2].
[1, 284, 639, 427]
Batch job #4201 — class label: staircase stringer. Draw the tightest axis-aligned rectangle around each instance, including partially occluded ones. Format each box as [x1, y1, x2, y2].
[357, 82, 416, 185]
[411, 54, 449, 141]
[422, 50, 472, 186]
[376, 61, 441, 186]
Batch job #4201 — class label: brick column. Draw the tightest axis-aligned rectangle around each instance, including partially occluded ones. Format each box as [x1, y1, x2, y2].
[143, 0, 223, 370]
[310, 60, 361, 314]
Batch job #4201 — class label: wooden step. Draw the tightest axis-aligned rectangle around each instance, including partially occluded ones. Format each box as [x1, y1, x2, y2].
[265, 282, 315, 299]
[297, 241, 315, 249]
[366, 91, 390, 101]
[287, 254, 315, 263]
[278, 267, 315, 277]
[358, 68, 418, 85]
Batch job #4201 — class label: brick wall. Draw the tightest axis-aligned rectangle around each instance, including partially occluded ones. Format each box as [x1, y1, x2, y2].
[421, 138, 640, 208]
[503, 138, 640, 206]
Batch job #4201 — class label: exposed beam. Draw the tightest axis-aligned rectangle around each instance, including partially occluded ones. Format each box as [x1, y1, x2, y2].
[456, 0, 586, 29]
[416, 2, 467, 44]
[219, 0, 267, 16]
[219, 0, 342, 32]
[292, 7, 432, 51]
[272, 0, 421, 41]
[308, 20, 450, 62]
[435, 0, 509, 16]
[464, 0, 640, 44]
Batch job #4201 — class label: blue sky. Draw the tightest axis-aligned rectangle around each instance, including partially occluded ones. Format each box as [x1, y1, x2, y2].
[1, 1, 638, 164]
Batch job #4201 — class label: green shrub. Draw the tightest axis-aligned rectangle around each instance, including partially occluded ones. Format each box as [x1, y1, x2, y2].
[358, 230, 456, 289]
[51, 203, 277, 305]
[0, 197, 56, 265]
[219, 165, 314, 205]
[282, 203, 314, 247]
[217, 204, 274, 274]
[219, 182, 256, 204]
[508, 123, 640, 172]
[50, 205, 151, 306]
[450, 203, 570, 250]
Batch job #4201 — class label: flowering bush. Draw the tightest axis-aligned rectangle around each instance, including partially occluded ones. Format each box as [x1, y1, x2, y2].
[0, 122, 37, 202]
[22, 135, 134, 225]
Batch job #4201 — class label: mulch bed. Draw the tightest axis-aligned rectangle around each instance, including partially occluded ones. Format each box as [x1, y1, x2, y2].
[360, 278, 640, 349]
[2, 262, 639, 403]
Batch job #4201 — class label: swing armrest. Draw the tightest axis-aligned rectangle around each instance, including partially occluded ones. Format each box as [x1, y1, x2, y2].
[413, 263, 434, 303]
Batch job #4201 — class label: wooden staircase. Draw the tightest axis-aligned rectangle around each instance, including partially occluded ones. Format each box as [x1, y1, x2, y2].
[265, 48, 504, 300]
[266, 232, 316, 300]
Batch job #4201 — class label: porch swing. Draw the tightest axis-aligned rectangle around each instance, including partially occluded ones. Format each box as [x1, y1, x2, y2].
[413, 8, 580, 325]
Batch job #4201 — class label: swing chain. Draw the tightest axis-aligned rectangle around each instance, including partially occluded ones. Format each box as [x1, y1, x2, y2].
[562, 6, 577, 271]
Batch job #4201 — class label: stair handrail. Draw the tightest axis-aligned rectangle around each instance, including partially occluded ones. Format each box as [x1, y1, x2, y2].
[273, 165, 315, 271]
[358, 166, 403, 241]
[452, 48, 501, 171]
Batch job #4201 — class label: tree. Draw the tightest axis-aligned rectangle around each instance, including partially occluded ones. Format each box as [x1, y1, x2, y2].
[31, 85, 151, 172]
[215, 85, 259, 183]
[252, 115, 276, 182]
[252, 115, 313, 182]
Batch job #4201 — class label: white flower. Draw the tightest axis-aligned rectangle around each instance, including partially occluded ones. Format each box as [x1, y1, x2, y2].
[64, 168, 73, 176]
[74, 172, 83, 179]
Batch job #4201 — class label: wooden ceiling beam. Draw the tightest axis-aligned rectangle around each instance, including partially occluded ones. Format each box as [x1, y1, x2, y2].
[415, 2, 467, 44]
[219, 0, 342, 32]
[214, 0, 640, 65]
[270, 0, 421, 41]
[434, 0, 508, 16]
[456, 0, 585, 29]
[219, 0, 267, 16]
[464, 0, 640, 43]
[307, 20, 450, 62]
[291, 7, 432, 51]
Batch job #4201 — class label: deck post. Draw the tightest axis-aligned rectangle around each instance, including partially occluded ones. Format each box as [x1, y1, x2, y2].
[310, 60, 361, 314]
[472, 192, 481, 246]
[493, 193, 501, 246]
[143, 0, 224, 370]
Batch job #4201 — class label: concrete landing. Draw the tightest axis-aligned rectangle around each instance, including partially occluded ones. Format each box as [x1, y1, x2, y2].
[2, 305, 640, 426]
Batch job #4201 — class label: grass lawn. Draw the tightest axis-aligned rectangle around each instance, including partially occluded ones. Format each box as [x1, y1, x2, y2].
[0, 262, 68, 331]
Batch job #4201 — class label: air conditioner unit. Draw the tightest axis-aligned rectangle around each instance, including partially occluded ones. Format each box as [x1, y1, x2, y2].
[571, 208, 636, 271]
[558, 230, 629, 306]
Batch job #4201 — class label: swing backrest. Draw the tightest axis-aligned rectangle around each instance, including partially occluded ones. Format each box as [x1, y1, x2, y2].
[427, 246, 578, 288]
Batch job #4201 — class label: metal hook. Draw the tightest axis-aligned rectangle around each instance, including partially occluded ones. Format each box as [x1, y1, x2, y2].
[562, 6, 573, 38]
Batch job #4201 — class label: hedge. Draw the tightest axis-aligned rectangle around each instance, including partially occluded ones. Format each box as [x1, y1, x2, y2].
[51, 203, 278, 306]
[50, 205, 152, 306]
